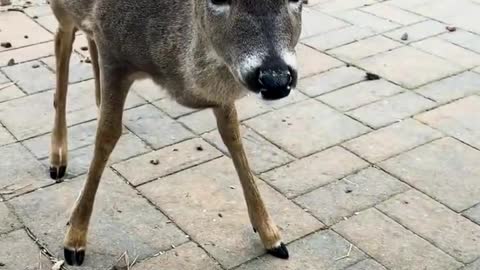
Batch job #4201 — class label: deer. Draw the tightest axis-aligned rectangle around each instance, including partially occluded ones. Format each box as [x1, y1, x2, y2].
[49, 0, 302, 266]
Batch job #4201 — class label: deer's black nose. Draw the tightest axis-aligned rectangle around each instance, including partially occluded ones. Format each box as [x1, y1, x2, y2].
[258, 68, 293, 100]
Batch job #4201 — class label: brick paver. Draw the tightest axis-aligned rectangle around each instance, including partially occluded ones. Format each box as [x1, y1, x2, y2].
[1, 0, 480, 269]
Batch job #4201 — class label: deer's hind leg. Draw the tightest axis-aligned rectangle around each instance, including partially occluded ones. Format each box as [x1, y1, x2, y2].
[49, 15, 76, 180]
[213, 105, 289, 259]
[87, 37, 101, 108]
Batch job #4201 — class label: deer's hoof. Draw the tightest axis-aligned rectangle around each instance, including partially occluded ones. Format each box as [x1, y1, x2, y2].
[50, 165, 66, 181]
[64, 247, 85, 266]
[267, 242, 289, 259]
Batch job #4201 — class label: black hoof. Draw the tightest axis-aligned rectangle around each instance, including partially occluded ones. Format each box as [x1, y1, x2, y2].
[267, 242, 289, 259]
[64, 248, 85, 266]
[50, 166, 66, 181]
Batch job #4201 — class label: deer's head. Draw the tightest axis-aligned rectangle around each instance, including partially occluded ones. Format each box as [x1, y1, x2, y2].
[196, 0, 302, 100]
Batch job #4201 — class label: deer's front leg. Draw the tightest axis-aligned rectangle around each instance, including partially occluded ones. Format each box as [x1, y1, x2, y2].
[63, 65, 132, 266]
[213, 105, 289, 259]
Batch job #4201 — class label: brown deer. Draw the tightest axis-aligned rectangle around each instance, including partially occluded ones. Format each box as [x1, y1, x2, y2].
[49, 0, 302, 265]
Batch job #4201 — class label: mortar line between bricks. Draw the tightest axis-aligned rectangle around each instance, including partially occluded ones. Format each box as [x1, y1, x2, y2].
[399, 32, 480, 63]
[413, 91, 480, 114]
[1, 100, 149, 144]
[339, 138, 480, 217]
[336, 89, 409, 113]
[301, 43, 406, 92]
[413, 66, 480, 102]
[0, 67, 29, 95]
[374, 207, 467, 266]
[296, 73, 369, 99]
[385, 3, 480, 34]
[201, 124, 297, 174]
[113, 240, 200, 268]
[329, 222, 399, 270]
[173, 92, 310, 138]
[464, 201, 480, 215]
[380, 25, 451, 47]
[4, 175, 213, 268]
[133, 155, 223, 188]
[341, 133, 447, 164]
[230, 223, 386, 270]
[343, 100, 444, 131]
[0, 38, 54, 60]
[303, 7, 355, 28]
[414, 116, 480, 153]
[251, 127, 377, 178]
[228, 227, 332, 270]
[303, 16, 430, 54]
[316, 38, 473, 93]
[462, 214, 480, 228]
[315, 6, 403, 33]
[1, 197, 68, 269]
[28, 10, 58, 35]
[310, 96, 378, 131]
[109, 167, 228, 270]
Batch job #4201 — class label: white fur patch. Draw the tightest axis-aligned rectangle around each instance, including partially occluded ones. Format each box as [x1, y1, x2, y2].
[289, 0, 303, 11]
[281, 50, 297, 70]
[208, 2, 230, 15]
[237, 53, 265, 81]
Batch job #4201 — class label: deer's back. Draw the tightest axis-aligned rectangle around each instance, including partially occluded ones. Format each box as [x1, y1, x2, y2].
[63, 0, 193, 78]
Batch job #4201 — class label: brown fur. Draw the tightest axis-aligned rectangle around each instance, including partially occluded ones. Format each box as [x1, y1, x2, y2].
[49, 0, 302, 265]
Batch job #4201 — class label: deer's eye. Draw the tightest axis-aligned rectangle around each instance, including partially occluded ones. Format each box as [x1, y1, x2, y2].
[211, 0, 230, 5]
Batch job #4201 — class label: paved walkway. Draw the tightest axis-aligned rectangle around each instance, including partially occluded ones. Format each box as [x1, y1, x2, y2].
[1, 0, 480, 269]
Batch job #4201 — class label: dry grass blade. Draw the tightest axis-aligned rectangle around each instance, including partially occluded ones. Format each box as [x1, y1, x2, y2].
[335, 244, 353, 261]
[0, 184, 32, 195]
[51, 260, 64, 270]
[0, 82, 15, 91]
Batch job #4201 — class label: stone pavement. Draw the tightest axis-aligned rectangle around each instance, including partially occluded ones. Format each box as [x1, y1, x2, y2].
[1, 0, 480, 269]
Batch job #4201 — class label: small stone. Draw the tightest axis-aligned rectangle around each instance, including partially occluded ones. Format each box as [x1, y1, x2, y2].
[365, 72, 380, 81]
[1, 42, 12, 48]
[173, 148, 178, 152]
[218, 213, 223, 218]
[32, 64, 40, 69]
[7, 58, 15, 66]
[149, 159, 159, 165]
[196, 146, 203, 151]
[229, 185, 235, 189]
[446, 26, 457, 32]
[84, 57, 91, 63]
[32, 15, 38, 19]
[345, 188, 353, 194]
[24, 35, 28, 39]
[80, 46, 88, 51]
[401, 33, 409, 41]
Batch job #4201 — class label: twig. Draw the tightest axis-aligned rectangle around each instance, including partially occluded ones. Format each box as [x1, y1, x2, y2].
[51, 260, 64, 270]
[38, 251, 42, 270]
[0, 82, 15, 91]
[335, 244, 353, 261]
[0, 183, 14, 190]
[129, 255, 139, 269]
[0, 183, 32, 195]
